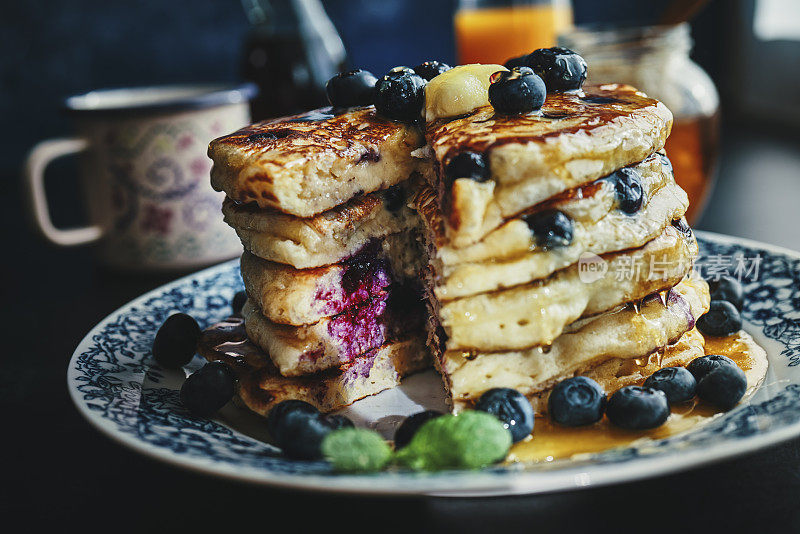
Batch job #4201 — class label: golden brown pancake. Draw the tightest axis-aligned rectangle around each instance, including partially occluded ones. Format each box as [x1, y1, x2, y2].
[209, 106, 425, 217]
[425, 84, 673, 248]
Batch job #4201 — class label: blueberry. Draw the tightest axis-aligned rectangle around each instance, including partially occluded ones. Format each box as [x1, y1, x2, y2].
[152, 313, 201, 369]
[643, 367, 697, 404]
[696, 300, 742, 337]
[672, 217, 692, 236]
[686, 354, 738, 382]
[708, 276, 744, 311]
[525, 47, 587, 92]
[180, 361, 237, 417]
[696, 364, 747, 410]
[267, 400, 319, 443]
[232, 290, 247, 316]
[606, 386, 670, 430]
[413, 61, 452, 81]
[548, 376, 607, 427]
[503, 54, 529, 69]
[374, 70, 426, 122]
[475, 388, 535, 442]
[383, 185, 407, 212]
[386, 66, 415, 78]
[394, 410, 444, 449]
[326, 69, 378, 108]
[266, 400, 335, 460]
[445, 151, 490, 184]
[523, 209, 574, 249]
[488, 67, 546, 115]
[609, 167, 644, 214]
[659, 153, 674, 175]
[325, 414, 355, 431]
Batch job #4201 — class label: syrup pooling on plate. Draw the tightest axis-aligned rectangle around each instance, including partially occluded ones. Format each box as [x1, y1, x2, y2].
[507, 330, 768, 463]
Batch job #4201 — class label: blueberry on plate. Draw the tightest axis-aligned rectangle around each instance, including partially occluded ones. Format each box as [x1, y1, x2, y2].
[413, 60, 452, 81]
[326, 69, 378, 108]
[488, 67, 546, 115]
[696, 300, 742, 337]
[548, 376, 607, 426]
[606, 386, 670, 430]
[643, 366, 697, 404]
[153, 313, 201, 369]
[686, 354, 738, 382]
[445, 151, 490, 184]
[180, 361, 237, 417]
[523, 209, 574, 249]
[324, 414, 355, 431]
[232, 290, 247, 316]
[525, 47, 587, 92]
[609, 167, 644, 214]
[266, 400, 335, 460]
[267, 400, 319, 443]
[696, 364, 748, 410]
[475, 388, 535, 442]
[374, 70, 426, 122]
[394, 410, 444, 449]
[708, 275, 744, 311]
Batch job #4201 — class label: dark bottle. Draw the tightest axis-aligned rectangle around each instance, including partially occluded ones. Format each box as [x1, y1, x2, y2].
[241, 0, 347, 120]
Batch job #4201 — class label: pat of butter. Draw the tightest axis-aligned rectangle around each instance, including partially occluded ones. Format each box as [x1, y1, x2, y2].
[424, 64, 507, 122]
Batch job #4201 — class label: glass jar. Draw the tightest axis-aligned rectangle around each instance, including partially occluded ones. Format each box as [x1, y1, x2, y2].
[560, 23, 720, 224]
[455, 0, 573, 65]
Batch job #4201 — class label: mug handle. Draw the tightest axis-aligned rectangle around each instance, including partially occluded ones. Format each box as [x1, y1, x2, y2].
[23, 138, 104, 246]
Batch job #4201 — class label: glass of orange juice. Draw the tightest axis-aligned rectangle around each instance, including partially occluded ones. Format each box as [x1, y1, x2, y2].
[455, 0, 574, 65]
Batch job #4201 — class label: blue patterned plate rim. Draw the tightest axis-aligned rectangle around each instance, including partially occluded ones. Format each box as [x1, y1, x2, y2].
[67, 230, 800, 497]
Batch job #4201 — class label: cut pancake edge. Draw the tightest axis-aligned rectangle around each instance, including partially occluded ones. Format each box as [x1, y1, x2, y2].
[198, 315, 431, 415]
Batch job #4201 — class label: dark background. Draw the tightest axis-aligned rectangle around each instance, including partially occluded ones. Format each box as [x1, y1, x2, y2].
[2, 1, 800, 532]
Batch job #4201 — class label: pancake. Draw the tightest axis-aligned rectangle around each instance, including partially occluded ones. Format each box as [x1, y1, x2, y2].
[438, 276, 710, 411]
[439, 224, 697, 352]
[222, 181, 419, 269]
[209, 106, 425, 217]
[241, 232, 422, 326]
[242, 284, 424, 376]
[426, 84, 673, 248]
[417, 153, 688, 300]
[198, 316, 430, 414]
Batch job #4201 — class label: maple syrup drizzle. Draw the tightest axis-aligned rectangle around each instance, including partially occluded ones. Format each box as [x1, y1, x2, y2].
[507, 330, 767, 463]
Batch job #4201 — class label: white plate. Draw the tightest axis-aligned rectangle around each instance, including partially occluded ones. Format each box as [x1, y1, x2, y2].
[68, 231, 800, 496]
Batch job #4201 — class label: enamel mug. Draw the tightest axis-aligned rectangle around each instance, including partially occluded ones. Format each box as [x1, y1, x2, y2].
[23, 83, 256, 271]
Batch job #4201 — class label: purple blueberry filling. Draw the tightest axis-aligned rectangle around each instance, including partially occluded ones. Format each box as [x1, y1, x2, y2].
[342, 351, 379, 382]
[326, 296, 389, 362]
[314, 242, 393, 316]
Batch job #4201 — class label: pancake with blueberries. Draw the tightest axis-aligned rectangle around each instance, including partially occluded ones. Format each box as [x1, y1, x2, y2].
[198, 316, 429, 415]
[416, 152, 688, 300]
[209, 106, 425, 218]
[240, 233, 422, 326]
[241, 277, 424, 377]
[437, 276, 710, 412]
[437, 223, 697, 352]
[424, 77, 672, 248]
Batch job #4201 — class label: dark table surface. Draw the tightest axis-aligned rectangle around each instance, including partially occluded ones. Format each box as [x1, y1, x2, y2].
[4, 124, 800, 533]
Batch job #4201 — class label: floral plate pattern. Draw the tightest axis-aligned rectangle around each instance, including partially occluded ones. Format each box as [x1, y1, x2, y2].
[68, 231, 800, 496]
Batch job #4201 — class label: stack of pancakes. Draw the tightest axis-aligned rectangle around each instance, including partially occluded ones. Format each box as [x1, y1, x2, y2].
[415, 84, 710, 412]
[203, 82, 711, 417]
[205, 107, 430, 415]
